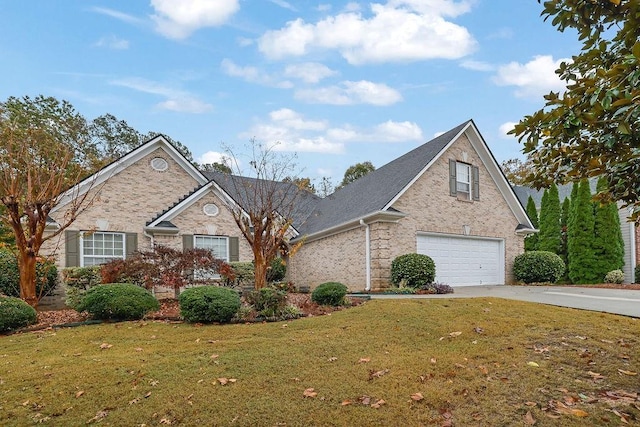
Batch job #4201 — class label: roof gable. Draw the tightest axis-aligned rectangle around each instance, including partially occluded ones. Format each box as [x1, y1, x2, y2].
[298, 120, 534, 238]
[51, 135, 208, 214]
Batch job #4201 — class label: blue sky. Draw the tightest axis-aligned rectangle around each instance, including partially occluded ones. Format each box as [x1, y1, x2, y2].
[0, 1, 580, 186]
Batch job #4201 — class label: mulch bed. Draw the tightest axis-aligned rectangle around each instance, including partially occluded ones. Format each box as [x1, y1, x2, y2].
[31, 293, 367, 330]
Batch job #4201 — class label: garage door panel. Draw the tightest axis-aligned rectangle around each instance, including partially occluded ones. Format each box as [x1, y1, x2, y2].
[417, 234, 504, 286]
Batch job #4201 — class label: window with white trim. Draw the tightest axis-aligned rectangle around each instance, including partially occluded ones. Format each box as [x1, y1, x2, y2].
[456, 162, 471, 200]
[194, 235, 229, 262]
[81, 231, 125, 266]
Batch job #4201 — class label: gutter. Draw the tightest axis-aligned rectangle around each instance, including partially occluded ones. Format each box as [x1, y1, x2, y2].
[360, 219, 371, 292]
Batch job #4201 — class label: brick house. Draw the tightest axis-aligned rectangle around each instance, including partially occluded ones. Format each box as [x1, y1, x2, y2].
[44, 119, 535, 292]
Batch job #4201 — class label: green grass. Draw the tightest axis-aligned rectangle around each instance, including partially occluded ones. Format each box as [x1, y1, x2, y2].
[1, 298, 638, 426]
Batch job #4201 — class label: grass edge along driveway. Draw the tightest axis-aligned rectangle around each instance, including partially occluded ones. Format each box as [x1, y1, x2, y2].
[1, 298, 638, 426]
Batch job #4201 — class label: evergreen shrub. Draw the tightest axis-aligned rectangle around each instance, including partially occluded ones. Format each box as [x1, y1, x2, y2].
[267, 258, 287, 283]
[0, 296, 37, 333]
[604, 270, 624, 284]
[179, 286, 240, 323]
[62, 267, 102, 310]
[311, 282, 347, 306]
[77, 283, 159, 321]
[390, 253, 436, 288]
[0, 249, 58, 298]
[513, 251, 565, 284]
[246, 287, 287, 317]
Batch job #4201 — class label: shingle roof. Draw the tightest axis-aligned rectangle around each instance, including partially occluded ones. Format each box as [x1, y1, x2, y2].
[297, 120, 471, 235]
[203, 171, 322, 231]
[512, 179, 597, 208]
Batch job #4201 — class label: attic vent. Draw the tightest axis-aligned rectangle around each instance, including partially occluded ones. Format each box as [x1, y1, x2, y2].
[203, 203, 219, 216]
[150, 157, 168, 171]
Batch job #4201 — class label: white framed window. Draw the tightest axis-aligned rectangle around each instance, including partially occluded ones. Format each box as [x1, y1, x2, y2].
[456, 162, 471, 200]
[81, 231, 125, 266]
[194, 235, 229, 262]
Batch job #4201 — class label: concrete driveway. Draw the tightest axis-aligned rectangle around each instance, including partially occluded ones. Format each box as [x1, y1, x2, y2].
[369, 285, 640, 318]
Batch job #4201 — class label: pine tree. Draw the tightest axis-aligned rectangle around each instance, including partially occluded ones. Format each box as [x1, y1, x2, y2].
[524, 195, 539, 251]
[538, 183, 562, 254]
[567, 179, 598, 284]
[593, 177, 624, 281]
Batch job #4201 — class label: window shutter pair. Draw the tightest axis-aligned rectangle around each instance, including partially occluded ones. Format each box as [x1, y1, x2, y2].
[448, 159, 480, 201]
[65, 230, 138, 267]
[182, 234, 239, 262]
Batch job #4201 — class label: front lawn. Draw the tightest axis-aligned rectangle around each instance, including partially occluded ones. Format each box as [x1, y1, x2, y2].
[1, 298, 638, 426]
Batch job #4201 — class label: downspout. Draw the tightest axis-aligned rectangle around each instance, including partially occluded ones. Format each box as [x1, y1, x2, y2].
[360, 219, 371, 291]
[143, 230, 155, 250]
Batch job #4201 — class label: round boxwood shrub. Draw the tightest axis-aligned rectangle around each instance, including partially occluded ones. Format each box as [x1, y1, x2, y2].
[76, 283, 160, 321]
[513, 251, 565, 284]
[604, 269, 624, 284]
[311, 282, 348, 306]
[179, 286, 241, 323]
[0, 296, 37, 333]
[390, 253, 436, 288]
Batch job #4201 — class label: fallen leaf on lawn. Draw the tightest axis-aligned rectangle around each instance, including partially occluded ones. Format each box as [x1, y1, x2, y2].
[196, 338, 201, 343]
[75, 390, 84, 398]
[369, 369, 390, 380]
[524, 411, 536, 425]
[210, 354, 219, 359]
[218, 378, 229, 385]
[145, 392, 152, 398]
[430, 358, 437, 364]
[533, 344, 549, 353]
[129, 398, 140, 405]
[571, 409, 589, 417]
[159, 418, 172, 424]
[358, 357, 371, 364]
[328, 357, 338, 362]
[99, 343, 112, 350]
[473, 327, 484, 334]
[617, 369, 637, 376]
[341, 400, 352, 406]
[449, 331, 462, 337]
[135, 347, 143, 352]
[527, 362, 539, 368]
[587, 371, 605, 380]
[359, 396, 371, 405]
[87, 410, 108, 424]
[478, 366, 488, 375]
[454, 363, 466, 369]
[411, 392, 424, 401]
[524, 401, 537, 407]
[371, 399, 386, 409]
[303, 388, 317, 398]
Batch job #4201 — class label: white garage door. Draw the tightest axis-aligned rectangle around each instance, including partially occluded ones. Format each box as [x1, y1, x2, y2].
[417, 234, 504, 286]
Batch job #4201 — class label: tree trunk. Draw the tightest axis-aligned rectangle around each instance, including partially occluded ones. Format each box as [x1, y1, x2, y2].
[18, 252, 38, 307]
[254, 255, 267, 290]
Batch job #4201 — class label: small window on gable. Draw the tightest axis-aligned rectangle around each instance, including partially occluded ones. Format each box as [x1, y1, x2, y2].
[449, 159, 480, 201]
[150, 157, 168, 171]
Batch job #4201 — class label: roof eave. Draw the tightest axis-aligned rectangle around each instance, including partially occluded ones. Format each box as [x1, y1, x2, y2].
[293, 210, 407, 243]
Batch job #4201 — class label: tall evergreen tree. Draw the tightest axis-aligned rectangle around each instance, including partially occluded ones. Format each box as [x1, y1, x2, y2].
[567, 179, 598, 284]
[524, 195, 539, 251]
[538, 183, 562, 254]
[593, 177, 624, 281]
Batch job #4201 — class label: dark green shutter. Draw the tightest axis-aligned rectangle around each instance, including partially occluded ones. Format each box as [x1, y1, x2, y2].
[182, 234, 194, 250]
[125, 233, 138, 258]
[65, 230, 79, 267]
[449, 159, 457, 196]
[472, 166, 480, 201]
[229, 237, 239, 262]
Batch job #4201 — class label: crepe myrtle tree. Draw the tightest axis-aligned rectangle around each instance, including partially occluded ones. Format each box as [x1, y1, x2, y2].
[0, 96, 101, 307]
[220, 139, 305, 289]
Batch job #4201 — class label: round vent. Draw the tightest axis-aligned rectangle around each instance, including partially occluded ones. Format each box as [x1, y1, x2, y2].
[150, 157, 168, 171]
[203, 203, 219, 216]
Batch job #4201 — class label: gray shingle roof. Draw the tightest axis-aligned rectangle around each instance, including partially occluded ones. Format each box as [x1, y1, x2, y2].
[298, 120, 472, 235]
[513, 179, 597, 208]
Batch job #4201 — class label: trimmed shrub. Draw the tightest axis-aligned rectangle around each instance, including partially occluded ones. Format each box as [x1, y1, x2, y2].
[0, 296, 37, 333]
[636, 265, 640, 284]
[390, 253, 436, 288]
[246, 287, 287, 317]
[419, 282, 454, 294]
[62, 267, 102, 310]
[179, 286, 241, 323]
[312, 282, 347, 306]
[76, 283, 159, 321]
[0, 249, 59, 299]
[513, 251, 565, 284]
[226, 262, 255, 288]
[604, 270, 625, 284]
[266, 258, 287, 283]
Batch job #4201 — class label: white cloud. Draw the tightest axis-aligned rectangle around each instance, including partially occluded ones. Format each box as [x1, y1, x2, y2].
[150, 0, 240, 39]
[110, 77, 213, 113]
[258, 1, 476, 64]
[284, 62, 338, 83]
[460, 59, 493, 72]
[91, 7, 144, 25]
[498, 122, 517, 138]
[295, 80, 402, 105]
[220, 59, 293, 88]
[197, 150, 232, 164]
[493, 55, 568, 99]
[94, 35, 130, 50]
[269, 0, 297, 11]
[237, 37, 254, 47]
[317, 4, 332, 12]
[242, 109, 423, 155]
